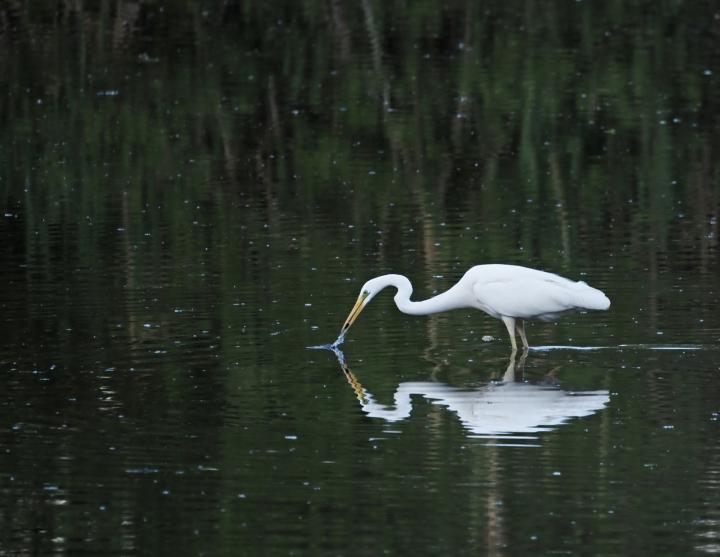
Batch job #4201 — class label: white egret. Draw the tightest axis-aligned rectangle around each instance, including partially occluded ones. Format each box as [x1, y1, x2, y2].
[339, 264, 610, 350]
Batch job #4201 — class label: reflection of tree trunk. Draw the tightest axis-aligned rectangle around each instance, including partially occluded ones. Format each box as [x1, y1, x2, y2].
[112, 1, 140, 50]
[549, 152, 570, 266]
[361, 0, 390, 113]
[485, 446, 505, 557]
[121, 193, 138, 344]
[267, 75, 282, 143]
[648, 226, 658, 334]
[406, 176, 443, 369]
[451, 0, 473, 149]
[331, 0, 351, 62]
[484, 351, 524, 554]
[217, 105, 238, 188]
[647, 133, 660, 335]
[597, 352, 611, 527]
[422, 212, 441, 362]
[694, 432, 720, 552]
[412, 65, 425, 164]
[256, 75, 284, 199]
[1, 1, 31, 43]
[435, 158, 453, 205]
[695, 143, 717, 272]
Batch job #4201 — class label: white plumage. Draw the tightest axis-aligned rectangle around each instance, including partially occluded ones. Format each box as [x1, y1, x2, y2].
[345, 377, 610, 436]
[339, 264, 610, 350]
[468, 265, 610, 320]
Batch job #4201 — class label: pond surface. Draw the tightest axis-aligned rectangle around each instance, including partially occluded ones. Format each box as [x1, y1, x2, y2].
[1, 2, 719, 555]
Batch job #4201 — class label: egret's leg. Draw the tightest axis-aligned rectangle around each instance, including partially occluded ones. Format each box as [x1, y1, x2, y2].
[517, 320, 529, 350]
[501, 316, 517, 352]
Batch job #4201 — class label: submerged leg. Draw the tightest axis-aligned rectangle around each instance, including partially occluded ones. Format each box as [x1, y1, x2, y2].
[503, 348, 528, 382]
[501, 316, 517, 352]
[502, 350, 517, 382]
[517, 320, 529, 350]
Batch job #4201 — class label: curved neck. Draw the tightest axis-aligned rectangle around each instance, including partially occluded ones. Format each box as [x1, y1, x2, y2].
[380, 274, 466, 316]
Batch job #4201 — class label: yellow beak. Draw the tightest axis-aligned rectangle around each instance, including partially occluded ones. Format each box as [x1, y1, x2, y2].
[341, 293, 368, 334]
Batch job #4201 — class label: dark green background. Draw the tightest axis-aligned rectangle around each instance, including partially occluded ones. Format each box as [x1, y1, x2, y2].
[0, 2, 718, 555]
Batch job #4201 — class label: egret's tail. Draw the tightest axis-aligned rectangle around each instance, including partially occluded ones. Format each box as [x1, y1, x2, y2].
[574, 281, 610, 311]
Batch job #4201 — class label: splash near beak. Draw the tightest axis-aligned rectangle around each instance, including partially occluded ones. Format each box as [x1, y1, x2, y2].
[341, 292, 368, 335]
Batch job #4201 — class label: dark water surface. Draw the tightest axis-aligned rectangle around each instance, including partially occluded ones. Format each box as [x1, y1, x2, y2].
[1, 2, 719, 555]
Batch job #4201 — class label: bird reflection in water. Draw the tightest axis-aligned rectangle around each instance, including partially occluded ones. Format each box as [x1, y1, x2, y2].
[334, 350, 610, 438]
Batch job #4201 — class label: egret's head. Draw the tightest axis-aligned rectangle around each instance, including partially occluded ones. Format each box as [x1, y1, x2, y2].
[340, 278, 383, 335]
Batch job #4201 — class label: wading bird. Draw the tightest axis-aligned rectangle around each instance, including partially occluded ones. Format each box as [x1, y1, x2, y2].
[339, 264, 610, 351]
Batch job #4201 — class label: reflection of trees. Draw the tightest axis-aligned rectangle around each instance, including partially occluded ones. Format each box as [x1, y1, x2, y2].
[0, 1, 717, 379]
[0, 4, 718, 554]
[2, 2, 717, 270]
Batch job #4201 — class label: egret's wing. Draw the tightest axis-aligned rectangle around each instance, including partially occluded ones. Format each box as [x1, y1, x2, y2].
[473, 279, 588, 320]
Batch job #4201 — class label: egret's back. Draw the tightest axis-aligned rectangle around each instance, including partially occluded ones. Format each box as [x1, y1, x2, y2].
[466, 264, 610, 321]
